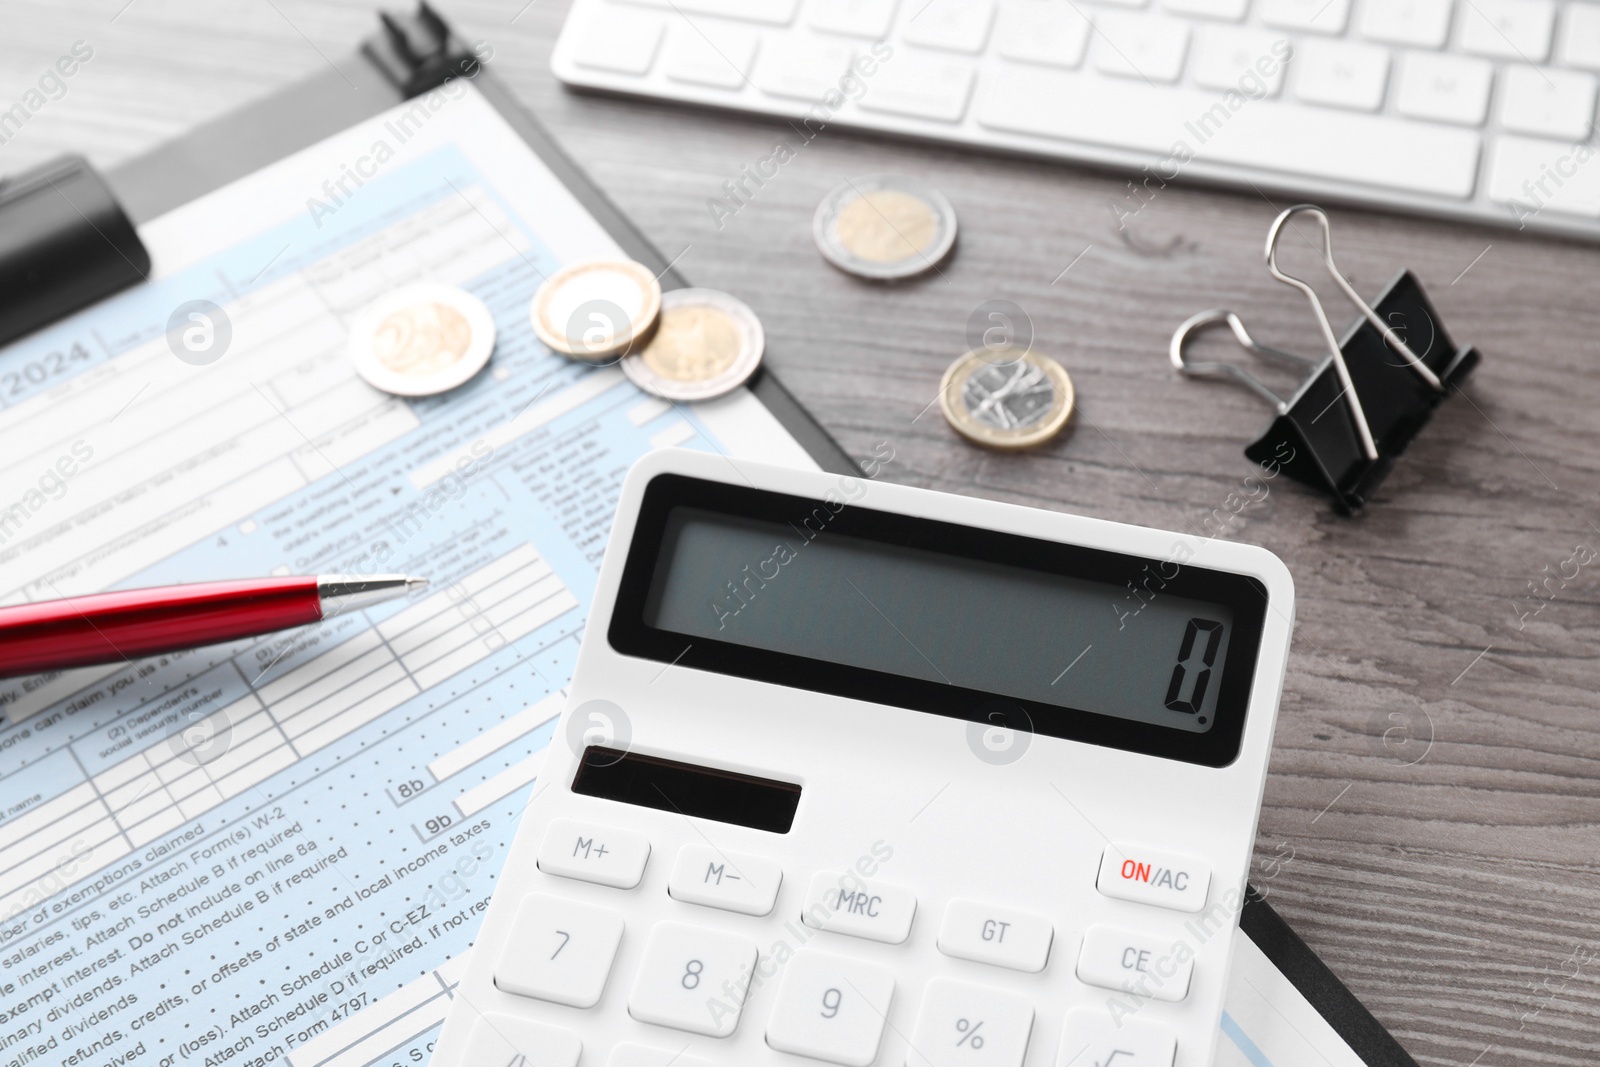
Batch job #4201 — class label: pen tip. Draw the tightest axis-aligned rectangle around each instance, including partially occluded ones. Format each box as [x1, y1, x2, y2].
[407, 576, 429, 591]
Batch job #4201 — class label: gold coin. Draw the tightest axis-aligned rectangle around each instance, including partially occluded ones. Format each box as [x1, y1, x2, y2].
[372, 302, 472, 376]
[641, 305, 742, 382]
[814, 175, 958, 280]
[347, 283, 496, 397]
[834, 189, 939, 264]
[940, 347, 1075, 451]
[621, 289, 764, 402]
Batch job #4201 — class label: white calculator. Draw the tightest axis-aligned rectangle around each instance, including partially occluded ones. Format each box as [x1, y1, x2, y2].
[433, 448, 1294, 1067]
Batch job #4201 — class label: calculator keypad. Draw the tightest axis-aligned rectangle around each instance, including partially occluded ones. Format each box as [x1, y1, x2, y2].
[495, 893, 625, 1008]
[628, 921, 759, 1037]
[905, 977, 1034, 1067]
[1075, 925, 1193, 1002]
[669, 844, 783, 916]
[509, 829, 1199, 1065]
[764, 950, 895, 1066]
[538, 817, 652, 888]
[462, 1012, 582, 1067]
[1056, 1007, 1177, 1067]
[936, 899, 1053, 973]
[800, 871, 917, 944]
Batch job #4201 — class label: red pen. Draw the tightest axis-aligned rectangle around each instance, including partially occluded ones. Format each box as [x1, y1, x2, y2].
[0, 575, 427, 679]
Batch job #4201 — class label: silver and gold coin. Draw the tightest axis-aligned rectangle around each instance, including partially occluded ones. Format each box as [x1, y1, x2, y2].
[621, 288, 764, 402]
[347, 283, 496, 396]
[813, 175, 957, 280]
[940, 346, 1075, 451]
[531, 259, 663, 361]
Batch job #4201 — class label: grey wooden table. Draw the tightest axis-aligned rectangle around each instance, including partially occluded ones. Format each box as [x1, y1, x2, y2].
[4, 1, 1599, 1062]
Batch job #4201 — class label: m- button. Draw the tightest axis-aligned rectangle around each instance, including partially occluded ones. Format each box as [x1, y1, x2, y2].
[1095, 842, 1210, 913]
[668, 844, 782, 916]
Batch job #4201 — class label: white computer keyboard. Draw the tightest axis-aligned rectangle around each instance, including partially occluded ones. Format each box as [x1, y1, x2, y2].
[552, 0, 1600, 241]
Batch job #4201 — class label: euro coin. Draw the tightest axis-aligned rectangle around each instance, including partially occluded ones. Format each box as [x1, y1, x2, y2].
[531, 258, 662, 361]
[940, 346, 1075, 451]
[813, 175, 957, 280]
[347, 283, 495, 396]
[621, 288, 764, 402]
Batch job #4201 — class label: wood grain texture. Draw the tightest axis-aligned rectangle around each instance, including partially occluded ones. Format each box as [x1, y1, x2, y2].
[4, 0, 1599, 1061]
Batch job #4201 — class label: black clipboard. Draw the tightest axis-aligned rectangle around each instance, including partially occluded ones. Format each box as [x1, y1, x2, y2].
[97, 8, 1416, 1065]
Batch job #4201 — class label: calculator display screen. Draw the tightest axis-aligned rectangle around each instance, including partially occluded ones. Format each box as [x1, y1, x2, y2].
[612, 476, 1270, 767]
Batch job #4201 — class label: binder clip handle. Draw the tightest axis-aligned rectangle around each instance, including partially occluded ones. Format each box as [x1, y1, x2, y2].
[1169, 309, 1318, 413]
[1266, 205, 1445, 395]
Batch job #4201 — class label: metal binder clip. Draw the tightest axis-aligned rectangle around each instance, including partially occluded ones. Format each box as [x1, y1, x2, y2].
[1171, 205, 1480, 513]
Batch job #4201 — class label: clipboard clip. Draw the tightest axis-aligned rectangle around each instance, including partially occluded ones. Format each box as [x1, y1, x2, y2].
[1171, 205, 1480, 514]
[364, 2, 478, 96]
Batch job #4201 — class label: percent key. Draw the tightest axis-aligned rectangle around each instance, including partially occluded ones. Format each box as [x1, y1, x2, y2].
[907, 979, 1034, 1067]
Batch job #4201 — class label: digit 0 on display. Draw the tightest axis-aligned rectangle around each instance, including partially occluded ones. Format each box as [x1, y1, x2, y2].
[1165, 618, 1227, 717]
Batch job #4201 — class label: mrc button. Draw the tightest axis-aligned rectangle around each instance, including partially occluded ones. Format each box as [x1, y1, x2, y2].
[801, 871, 916, 944]
[1096, 843, 1210, 913]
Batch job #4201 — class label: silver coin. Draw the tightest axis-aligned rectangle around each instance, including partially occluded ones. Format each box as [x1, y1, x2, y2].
[531, 259, 663, 362]
[813, 175, 958, 281]
[620, 288, 764, 402]
[347, 283, 496, 397]
[940, 347, 1075, 451]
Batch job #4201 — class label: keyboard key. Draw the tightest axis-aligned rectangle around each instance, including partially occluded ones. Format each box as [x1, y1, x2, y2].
[764, 951, 894, 1066]
[571, 14, 665, 75]
[1055, 1007, 1175, 1067]
[668, 844, 782, 916]
[856, 50, 976, 121]
[936, 899, 1053, 972]
[1499, 64, 1598, 138]
[1163, 0, 1248, 20]
[1076, 924, 1193, 1002]
[903, 0, 996, 53]
[1093, 13, 1191, 81]
[1487, 134, 1600, 217]
[609, 1044, 716, 1067]
[980, 65, 1482, 197]
[1293, 38, 1390, 110]
[1559, 3, 1600, 70]
[616, 0, 799, 25]
[462, 1014, 582, 1067]
[994, 1, 1092, 68]
[1097, 843, 1212, 912]
[628, 921, 759, 1037]
[664, 24, 760, 88]
[1189, 26, 1288, 95]
[537, 818, 651, 889]
[1457, 0, 1555, 61]
[495, 893, 625, 1008]
[1357, 0, 1452, 47]
[1393, 50, 1494, 124]
[906, 978, 1034, 1067]
[1259, 0, 1349, 35]
[757, 37, 854, 99]
[810, 0, 899, 38]
[801, 870, 917, 943]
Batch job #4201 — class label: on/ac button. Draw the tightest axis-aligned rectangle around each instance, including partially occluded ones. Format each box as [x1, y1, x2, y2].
[1095, 843, 1210, 913]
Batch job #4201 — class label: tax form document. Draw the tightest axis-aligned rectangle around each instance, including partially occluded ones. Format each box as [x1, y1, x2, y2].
[0, 84, 810, 1067]
[0, 84, 1393, 1067]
